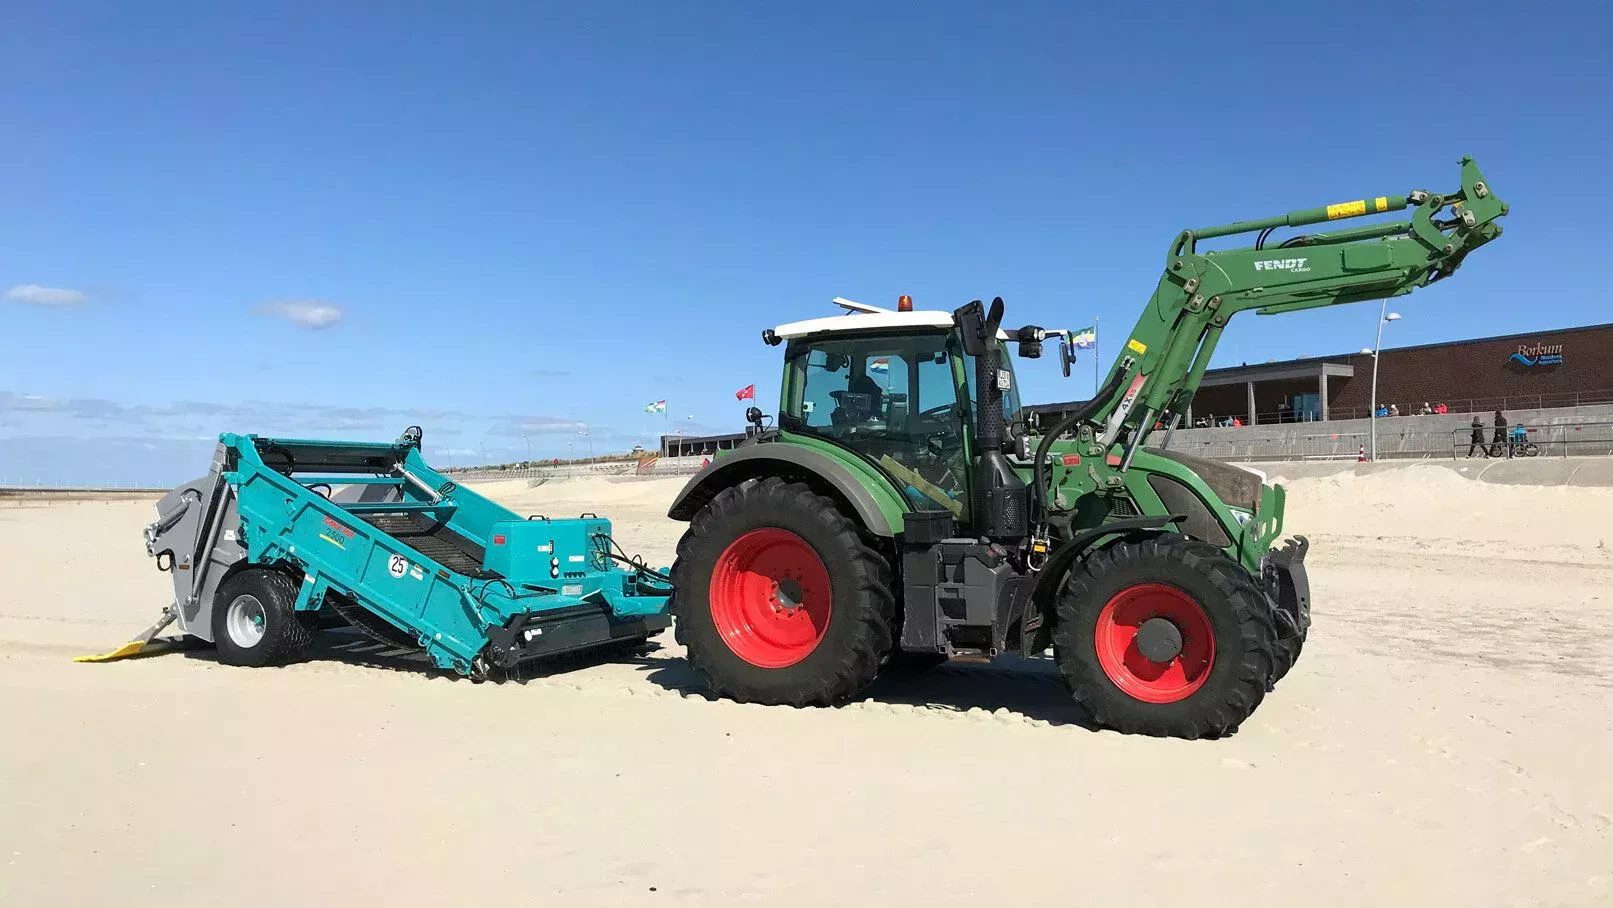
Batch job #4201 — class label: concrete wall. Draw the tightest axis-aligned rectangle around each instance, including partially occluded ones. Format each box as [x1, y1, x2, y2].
[1159, 404, 1613, 462]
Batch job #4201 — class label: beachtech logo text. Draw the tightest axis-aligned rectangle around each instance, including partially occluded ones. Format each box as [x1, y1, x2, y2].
[1254, 257, 1310, 273]
[1509, 342, 1564, 367]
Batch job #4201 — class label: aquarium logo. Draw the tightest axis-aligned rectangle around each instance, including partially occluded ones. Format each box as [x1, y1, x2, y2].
[1509, 342, 1564, 367]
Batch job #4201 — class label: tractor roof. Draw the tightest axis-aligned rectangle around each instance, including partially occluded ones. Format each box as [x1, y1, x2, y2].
[773, 303, 1014, 341]
[772, 309, 958, 340]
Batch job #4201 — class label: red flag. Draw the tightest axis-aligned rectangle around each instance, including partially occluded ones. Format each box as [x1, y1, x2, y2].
[735, 384, 756, 401]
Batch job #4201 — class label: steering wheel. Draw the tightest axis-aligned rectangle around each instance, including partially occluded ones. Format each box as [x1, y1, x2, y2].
[916, 403, 964, 457]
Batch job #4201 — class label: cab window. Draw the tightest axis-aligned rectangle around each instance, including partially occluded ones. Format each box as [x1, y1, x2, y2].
[783, 331, 968, 517]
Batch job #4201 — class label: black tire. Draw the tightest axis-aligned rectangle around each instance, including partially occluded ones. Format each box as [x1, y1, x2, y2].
[670, 477, 894, 706]
[1053, 536, 1278, 739]
[1271, 631, 1305, 684]
[1267, 543, 1311, 685]
[211, 569, 315, 668]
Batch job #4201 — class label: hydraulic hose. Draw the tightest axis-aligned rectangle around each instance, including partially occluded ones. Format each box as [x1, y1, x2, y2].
[1032, 367, 1129, 526]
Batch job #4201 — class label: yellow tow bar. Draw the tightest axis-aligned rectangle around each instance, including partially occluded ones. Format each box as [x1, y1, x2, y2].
[74, 605, 181, 663]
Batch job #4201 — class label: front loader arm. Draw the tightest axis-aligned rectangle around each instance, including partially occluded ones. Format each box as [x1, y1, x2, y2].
[1087, 156, 1508, 448]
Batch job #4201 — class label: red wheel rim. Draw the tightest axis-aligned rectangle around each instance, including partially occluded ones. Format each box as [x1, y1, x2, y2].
[709, 528, 832, 668]
[1093, 583, 1215, 704]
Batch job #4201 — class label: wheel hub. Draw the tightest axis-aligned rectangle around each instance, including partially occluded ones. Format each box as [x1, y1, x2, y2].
[709, 528, 832, 668]
[1134, 617, 1184, 663]
[1093, 583, 1216, 704]
[225, 594, 267, 648]
[771, 578, 804, 614]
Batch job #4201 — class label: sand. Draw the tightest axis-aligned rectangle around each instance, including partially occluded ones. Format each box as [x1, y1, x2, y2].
[2, 466, 1611, 906]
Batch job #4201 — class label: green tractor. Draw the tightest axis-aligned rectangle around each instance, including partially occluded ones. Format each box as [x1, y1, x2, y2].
[667, 158, 1508, 738]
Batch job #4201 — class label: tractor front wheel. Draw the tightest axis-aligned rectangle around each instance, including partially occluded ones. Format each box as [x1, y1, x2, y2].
[670, 478, 894, 706]
[1053, 536, 1278, 739]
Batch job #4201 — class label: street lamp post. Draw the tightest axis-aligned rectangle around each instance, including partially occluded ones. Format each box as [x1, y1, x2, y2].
[1367, 303, 1402, 461]
[522, 434, 531, 463]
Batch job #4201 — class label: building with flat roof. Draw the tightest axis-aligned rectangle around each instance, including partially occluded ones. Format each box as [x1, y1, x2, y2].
[660, 428, 757, 458]
[1033, 322, 1613, 426]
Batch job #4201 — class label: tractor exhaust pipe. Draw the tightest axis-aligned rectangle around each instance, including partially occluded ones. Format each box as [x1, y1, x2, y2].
[955, 298, 1029, 541]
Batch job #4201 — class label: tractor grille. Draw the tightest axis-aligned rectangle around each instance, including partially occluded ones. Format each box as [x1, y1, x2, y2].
[352, 511, 502, 579]
[1107, 495, 1140, 518]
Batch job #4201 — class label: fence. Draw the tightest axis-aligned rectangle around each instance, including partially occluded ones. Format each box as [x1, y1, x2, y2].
[1446, 422, 1613, 459]
[0, 479, 170, 493]
[1159, 414, 1613, 462]
[1197, 387, 1613, 427]
[445, 456, 709, 485]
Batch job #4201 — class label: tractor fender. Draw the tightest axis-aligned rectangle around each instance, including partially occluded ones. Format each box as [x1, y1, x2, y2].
[667, 444, 902, 537]
[1020, 514, 1183, 655]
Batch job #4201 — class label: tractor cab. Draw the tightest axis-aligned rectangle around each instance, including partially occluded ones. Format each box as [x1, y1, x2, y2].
[770, 306, 1024, 522]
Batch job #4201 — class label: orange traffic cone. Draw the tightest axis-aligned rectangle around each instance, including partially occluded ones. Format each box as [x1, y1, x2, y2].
[1357, 445, 1367, 462]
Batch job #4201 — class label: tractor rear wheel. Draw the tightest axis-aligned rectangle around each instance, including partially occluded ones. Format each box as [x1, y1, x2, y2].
[670, 478, 894, 706]
[1053, 536, 1277, 739]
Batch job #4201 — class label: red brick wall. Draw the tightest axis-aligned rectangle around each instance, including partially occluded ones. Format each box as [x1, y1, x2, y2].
[1328, 324, 1613, 415]
[1187, 324, 1613, 419]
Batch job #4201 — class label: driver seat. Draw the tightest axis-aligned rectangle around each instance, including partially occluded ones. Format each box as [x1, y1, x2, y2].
[831, 375, 883, 426]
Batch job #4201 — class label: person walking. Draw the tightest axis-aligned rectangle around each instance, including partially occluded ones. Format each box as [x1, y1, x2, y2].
[1467, 417, 1487, 458]
[1492, 410, 1509, 458]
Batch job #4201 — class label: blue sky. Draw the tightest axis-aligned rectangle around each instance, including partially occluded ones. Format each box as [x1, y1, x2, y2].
[2, 2, 1607, 484]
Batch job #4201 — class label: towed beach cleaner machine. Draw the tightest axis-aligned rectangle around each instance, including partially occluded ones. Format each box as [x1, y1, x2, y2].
[78, 427, 672, 678]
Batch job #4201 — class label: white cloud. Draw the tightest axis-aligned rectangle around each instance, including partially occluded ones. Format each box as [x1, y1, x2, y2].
[255, 299, 344, 330]
[497, 416, 591, 435]
[4, 284, 88, 306]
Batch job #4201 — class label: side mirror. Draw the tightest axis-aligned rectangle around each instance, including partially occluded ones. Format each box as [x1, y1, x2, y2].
[1059, 339, 1076, 378]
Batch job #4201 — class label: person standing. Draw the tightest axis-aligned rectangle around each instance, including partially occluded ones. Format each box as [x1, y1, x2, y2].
[1492, 410, 1509, 457]
[1467, 417, 1487, 458]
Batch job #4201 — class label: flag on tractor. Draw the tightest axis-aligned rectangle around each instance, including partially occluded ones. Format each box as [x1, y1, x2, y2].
[1071, 326, 1097, 349]
[644, 399, 667, 414]
[735, 384, 756, 401]
[869, 357, 890, 373]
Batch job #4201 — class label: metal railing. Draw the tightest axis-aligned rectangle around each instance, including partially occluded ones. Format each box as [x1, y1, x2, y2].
[1447, 422, 1613, 459]
[1190, 388, 1613, 427]
[1160, 420, 1613, 462]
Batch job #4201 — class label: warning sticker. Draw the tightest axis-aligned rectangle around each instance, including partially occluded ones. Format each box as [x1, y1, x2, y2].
[1126, 338, 1147, 355]
[388, 554, 408, 578]
[1326, 199, 1368, 220]
[409, 565, 425, 581]
[1061, 454, 1082, 467]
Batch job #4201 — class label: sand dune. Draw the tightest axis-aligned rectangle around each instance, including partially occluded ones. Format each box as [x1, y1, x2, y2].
[1, 468, 1610, 906]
